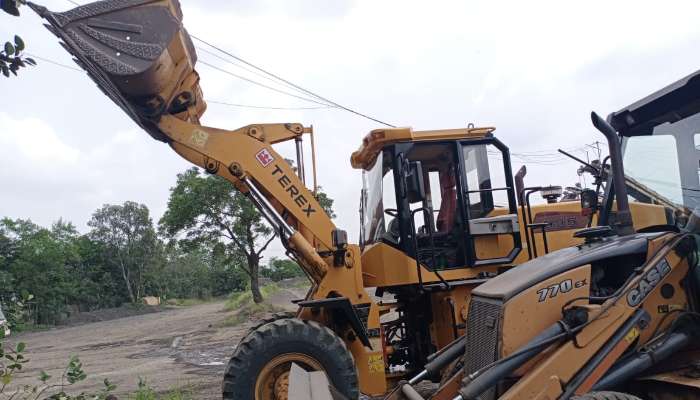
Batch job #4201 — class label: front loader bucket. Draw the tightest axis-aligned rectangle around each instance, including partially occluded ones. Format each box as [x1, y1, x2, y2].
[28, 0, 206, 142]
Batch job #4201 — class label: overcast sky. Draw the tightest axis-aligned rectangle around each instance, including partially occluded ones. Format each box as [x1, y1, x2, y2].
[2, 0, 700, 260]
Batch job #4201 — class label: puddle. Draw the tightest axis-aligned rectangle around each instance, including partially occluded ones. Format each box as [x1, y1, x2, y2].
[200, 361, 225, 366]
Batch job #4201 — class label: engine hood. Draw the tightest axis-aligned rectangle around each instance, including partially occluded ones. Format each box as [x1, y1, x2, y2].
[473, 232, 666, 301]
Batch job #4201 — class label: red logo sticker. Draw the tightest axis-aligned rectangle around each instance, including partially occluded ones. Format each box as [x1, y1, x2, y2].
[255, 149, 275, 167]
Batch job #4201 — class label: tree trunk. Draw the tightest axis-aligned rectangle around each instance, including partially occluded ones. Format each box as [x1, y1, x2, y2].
[120, 260, 136, 304]
[248, 256, 263, 304]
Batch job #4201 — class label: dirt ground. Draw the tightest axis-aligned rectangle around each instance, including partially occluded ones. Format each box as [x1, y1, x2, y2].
[4, 286, 306, 399]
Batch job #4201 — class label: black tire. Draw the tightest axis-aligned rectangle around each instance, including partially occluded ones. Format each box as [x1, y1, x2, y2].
[222, 318, 359, 400]
[572, 392, 643, 400]
[240, 311, 297, 342]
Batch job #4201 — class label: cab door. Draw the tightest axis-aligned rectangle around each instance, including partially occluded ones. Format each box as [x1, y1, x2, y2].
[458, 137, 522, 266]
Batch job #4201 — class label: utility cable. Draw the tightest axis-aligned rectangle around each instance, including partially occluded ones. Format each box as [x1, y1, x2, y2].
[23, 52, 82, 72]
[191, 35, 397, 127]
[198, 60, 335, 107]
[195, 45, 315, 98]
[207, 100, 333, 111]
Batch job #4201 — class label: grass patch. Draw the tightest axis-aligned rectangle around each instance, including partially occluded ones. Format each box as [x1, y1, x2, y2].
[220, 283, 284, 327]
[288, 278, 311, 290]
[220, 302, 284, 327]
[223, 291, 252, 312]
[223, 283, 280, 312]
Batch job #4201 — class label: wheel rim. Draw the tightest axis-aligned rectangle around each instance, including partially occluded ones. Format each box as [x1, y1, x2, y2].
[255, 353, 325, 400]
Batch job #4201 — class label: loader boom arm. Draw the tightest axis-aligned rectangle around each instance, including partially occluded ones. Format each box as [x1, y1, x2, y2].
[158, 115, 336, 282]
[28, 0, 343, 285]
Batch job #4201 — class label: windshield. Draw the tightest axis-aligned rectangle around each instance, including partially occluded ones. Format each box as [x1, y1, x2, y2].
[622, 112, 700, 223]
[361, 152, 395, 246]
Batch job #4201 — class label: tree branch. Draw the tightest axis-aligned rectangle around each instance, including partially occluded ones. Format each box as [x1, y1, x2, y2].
[256, 233, 277, 257]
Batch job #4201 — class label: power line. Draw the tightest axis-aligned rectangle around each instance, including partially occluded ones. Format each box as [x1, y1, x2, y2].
[191, 35, 397, 127]
[195, 45, 313, 98]
[207, 100, 333, 111]
[24, 53, 82, 72]
[197, 60, 334, 107]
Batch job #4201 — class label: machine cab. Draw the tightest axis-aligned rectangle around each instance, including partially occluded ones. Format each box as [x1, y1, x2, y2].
[355, 127, 522, 271]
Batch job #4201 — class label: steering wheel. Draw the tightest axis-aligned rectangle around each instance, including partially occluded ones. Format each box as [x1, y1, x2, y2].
[383, 209, 401, 244]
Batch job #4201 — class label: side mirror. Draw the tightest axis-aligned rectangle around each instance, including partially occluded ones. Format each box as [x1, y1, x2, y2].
[405, 161, 426, 203]
[580, 189, 598, 216]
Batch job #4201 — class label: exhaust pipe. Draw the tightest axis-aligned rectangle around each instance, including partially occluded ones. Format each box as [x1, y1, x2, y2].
[590, 112, 634, 236]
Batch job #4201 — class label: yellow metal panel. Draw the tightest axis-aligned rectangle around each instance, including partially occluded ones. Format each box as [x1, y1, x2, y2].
[361, 243, 501, 287]
[350, 126, 495, 170]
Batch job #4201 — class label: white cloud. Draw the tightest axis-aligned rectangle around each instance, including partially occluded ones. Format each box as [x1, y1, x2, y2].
[0, 113, 80, 165]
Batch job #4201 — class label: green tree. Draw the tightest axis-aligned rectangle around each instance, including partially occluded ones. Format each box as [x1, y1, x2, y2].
[261, 257, 304, 281]
[88, 202, 158, 304]
[160, 168, 275, 303]
[74, 235, 128, 309]
[148, 243, 247, 300]
[0, 218, 83, 325]
[314, 186, 337, 219]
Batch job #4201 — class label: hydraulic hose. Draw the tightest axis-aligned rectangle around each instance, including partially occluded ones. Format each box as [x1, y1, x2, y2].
[458, 322, 567, 400]
[412, 336, 467, 384]
[593, 331, 690, 391]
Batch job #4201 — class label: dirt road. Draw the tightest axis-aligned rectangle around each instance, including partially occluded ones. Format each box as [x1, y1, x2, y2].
[5, 287, 304, 399]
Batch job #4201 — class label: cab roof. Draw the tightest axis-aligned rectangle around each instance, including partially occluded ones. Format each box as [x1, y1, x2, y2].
[350, 126, 495, 170]
[608, 68, 700, 137]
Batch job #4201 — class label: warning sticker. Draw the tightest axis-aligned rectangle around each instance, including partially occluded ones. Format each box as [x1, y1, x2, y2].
[190, 129, 209, 149]
[368, 354, 384, 374]
[624, 327, 640, 344]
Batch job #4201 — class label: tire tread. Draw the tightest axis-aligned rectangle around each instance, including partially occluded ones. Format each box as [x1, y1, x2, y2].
[222, 317, 359, 399]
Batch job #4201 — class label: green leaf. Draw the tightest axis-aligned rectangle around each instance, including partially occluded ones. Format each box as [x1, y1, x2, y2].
[39, 370, 51, 382]
[25, 57, 36, 66]
[16, 342, 25, 353]
[1, 373, 10, 385]
[104, 378, 117, 391]
[4, 42, 14, 56]
[1, 66, 8, 77]
[13, 35, 24, 52]
[0, 0, 20, 16]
